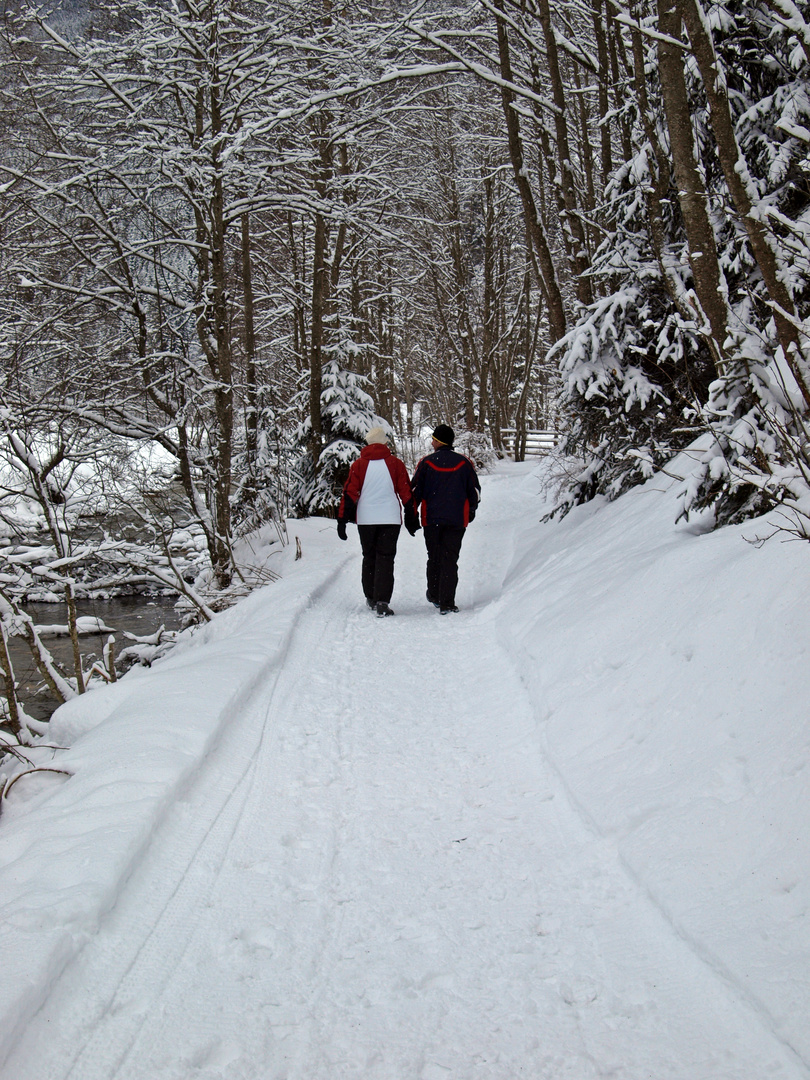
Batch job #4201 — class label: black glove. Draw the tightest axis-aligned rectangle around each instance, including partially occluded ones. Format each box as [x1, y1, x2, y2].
[404, 501, 420, 536]
[468, 508, 476, 523]
[337, 519, 348, 541]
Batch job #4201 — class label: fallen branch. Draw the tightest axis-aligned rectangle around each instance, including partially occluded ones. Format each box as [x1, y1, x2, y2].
[1, 766, 72, 802]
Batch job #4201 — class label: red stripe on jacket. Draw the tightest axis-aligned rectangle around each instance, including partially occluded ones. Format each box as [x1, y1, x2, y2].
[411, 447, 480, 529]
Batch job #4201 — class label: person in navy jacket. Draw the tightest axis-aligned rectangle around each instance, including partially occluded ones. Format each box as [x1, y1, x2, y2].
[410, 424, 480, 614]
[337, 427, 419, 617]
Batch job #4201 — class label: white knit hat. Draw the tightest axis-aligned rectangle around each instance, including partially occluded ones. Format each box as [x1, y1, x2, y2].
[365, 426, 388, 445]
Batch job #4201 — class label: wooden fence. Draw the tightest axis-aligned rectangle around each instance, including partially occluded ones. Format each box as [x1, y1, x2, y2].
[500, 429, 559, 458]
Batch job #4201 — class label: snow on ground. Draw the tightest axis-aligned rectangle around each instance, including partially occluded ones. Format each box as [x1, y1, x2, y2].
[0, 458, 807, 1079]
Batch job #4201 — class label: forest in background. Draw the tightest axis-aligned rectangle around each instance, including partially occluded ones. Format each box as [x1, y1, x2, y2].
[1, 0, 810, 734]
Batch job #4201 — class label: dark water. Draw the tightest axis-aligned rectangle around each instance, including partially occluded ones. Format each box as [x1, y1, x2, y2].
[6, 595, 184, 722]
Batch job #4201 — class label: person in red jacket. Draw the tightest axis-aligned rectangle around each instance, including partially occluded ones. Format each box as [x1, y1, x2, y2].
[337, 427, 419, 617]
[410, 424, 480, 614]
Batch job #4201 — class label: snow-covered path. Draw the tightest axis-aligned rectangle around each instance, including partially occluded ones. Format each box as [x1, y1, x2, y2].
[1, 466, 808, 1079]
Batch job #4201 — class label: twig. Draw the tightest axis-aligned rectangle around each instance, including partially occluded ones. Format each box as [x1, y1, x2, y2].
[1, 766, 72, 800]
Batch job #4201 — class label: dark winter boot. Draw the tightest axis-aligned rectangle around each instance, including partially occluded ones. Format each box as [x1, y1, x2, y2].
[375, 601, 395, 617]
[439, 605, 459, 615]
[426, 589, 440, 608]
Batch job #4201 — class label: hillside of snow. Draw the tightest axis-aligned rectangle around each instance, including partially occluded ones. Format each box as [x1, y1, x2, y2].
[487, 461, 810, 1064]
[0, 458, 807, 1079]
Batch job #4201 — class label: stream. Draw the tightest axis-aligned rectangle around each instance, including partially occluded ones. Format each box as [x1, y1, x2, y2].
[7, 596, 184, 722]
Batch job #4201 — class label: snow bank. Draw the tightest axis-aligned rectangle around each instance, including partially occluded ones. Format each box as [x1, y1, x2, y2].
[0, 517, 347, 1068]
[492, 458, 810, 1063]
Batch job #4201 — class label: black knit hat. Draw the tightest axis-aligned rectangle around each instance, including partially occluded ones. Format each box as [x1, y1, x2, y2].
[432, 424, 455, 446]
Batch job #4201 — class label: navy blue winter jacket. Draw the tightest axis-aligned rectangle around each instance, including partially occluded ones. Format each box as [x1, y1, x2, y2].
[410, 446, 481, 528]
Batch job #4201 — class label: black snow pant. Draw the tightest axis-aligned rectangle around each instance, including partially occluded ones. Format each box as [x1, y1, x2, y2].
[424, 524, 465, 610]
[358, 524, 401, 604]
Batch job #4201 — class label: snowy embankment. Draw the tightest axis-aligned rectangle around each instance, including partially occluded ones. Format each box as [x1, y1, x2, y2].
[0, 525, 354, 1067]
[486, 459, 810, 1064]
[0, 457, 807, 1076]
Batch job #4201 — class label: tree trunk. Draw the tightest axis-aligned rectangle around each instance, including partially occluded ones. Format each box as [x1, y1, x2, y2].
[533, 0, 593, 306]
[677, 0, 810, 408]
[494, 5, 567, 342]
[0, 621, 21, 737]
[628, 5, 705, 339]
[479, 170, 497, 432]
[514, 265, 540, 462]
[442, 137, 479, 430]
[288, 212, 308, 373]
[375, 259, 395, 424]
[64, 582, 85, 695]
[608, 4, 634, 166]
[592, 0, 613, 191]
[241, 211, 258, 469]
[207, 77, 234, 588]
[310, 209, 328, 463]
[657, 0, 729, 372]
[572, 64, 596, 244]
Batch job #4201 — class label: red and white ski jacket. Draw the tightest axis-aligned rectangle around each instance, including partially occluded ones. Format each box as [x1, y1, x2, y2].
[338, 444, 413, 525]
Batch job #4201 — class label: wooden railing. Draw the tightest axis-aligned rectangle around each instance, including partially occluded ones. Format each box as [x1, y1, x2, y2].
[500, 429, 559, 458]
